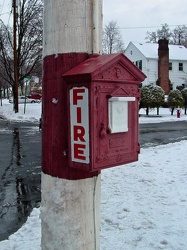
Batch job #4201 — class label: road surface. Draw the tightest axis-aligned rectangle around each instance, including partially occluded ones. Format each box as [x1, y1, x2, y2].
[0, 120, 41, 240]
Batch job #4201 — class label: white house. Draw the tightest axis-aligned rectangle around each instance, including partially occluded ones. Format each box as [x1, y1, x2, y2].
[125, 41, 187, 90]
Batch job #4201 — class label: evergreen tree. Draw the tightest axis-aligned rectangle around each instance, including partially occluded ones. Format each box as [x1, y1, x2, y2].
[181, 88, 187, 114]
[167, 90, 184, 115]
[151, 85, 165, 115]
[140, 84, 165, 115]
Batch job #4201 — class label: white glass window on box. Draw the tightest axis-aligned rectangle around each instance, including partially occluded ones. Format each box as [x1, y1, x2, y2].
[108, 97, 135, 133]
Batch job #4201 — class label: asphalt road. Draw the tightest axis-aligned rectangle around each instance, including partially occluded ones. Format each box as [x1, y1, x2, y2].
[139, 121, 187, 147]
[0, 119, 186, 241]
[0, 120, 41, 241]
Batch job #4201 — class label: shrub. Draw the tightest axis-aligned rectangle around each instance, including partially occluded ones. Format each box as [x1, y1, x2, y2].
[181, 88, 187, 114]
[167, 89, 184, 115]
[140, 84, 165, 115]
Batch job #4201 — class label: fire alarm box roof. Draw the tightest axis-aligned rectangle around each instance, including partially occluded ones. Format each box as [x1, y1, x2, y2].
[62, 53, 146, 84]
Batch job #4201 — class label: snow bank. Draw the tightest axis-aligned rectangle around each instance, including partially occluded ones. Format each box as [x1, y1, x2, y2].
[0, 99, 41, 123]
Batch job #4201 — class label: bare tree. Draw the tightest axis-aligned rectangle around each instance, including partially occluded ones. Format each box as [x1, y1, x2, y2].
[0, 0, 43, 107]
[102, 21, 125, 54]
[145, 23, 187, 48]
[172, 25, 187, 47]
[146, 23, 172, 43]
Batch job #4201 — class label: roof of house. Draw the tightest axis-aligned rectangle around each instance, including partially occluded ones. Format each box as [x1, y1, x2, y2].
[127, 42, 187, 61]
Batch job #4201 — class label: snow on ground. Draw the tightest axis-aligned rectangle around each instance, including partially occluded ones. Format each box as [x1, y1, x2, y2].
[1, 98, 187, 124]
[101, 142, 187, 250]
[0, 99, 187, 250]
[139, 107, 187, 123]
[0, 99, 41, 123]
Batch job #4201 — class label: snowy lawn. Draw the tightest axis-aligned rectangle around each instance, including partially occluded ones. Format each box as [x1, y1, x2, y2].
[100, 141, 187, 250]
[139, 107, 187, 123]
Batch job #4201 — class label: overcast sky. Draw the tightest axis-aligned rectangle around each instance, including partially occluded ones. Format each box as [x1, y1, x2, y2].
[0, 0, 187, 48]
[103, 0, 187, 47]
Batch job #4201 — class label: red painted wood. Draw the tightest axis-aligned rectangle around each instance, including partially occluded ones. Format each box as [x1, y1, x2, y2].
[63, 53, 146, 171]
[42, 53, 100, 179]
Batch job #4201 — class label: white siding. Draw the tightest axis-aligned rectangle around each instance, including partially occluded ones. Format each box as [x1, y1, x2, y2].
[145, 59, 158, 85]
[125, 42, 145, 62]
[125, 42, 187, 89]
[125, 42, 157, 86]
[169, 60, 187, 89]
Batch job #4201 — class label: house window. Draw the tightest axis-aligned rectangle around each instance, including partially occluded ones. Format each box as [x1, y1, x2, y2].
[169, 62, 172, 70]
[179, 63, 183, 71]
[136, 60, 142, 70]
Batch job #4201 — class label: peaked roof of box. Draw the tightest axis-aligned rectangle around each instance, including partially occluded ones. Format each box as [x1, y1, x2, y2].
[63, 53, 146, 83]
[126, 42, 187, 61]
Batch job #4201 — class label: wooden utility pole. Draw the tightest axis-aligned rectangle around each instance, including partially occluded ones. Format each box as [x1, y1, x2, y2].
[41, 1, 103, 249]
[13, 0, 19, 113]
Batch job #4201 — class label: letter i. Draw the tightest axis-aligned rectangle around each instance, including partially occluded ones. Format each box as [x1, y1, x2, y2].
[77, 107, 82, 123]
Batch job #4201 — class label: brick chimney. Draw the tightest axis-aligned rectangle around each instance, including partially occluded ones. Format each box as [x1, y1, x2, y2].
[157, 39, 170, 94]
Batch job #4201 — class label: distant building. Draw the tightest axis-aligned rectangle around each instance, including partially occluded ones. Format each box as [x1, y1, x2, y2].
[125, 40, 187, 94]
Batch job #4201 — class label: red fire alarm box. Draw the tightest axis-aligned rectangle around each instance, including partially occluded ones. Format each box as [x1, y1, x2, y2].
[62, 53, 146, 171]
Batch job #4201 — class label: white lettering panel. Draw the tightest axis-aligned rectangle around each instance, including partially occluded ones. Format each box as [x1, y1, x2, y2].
[70, 87, 89, 163]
